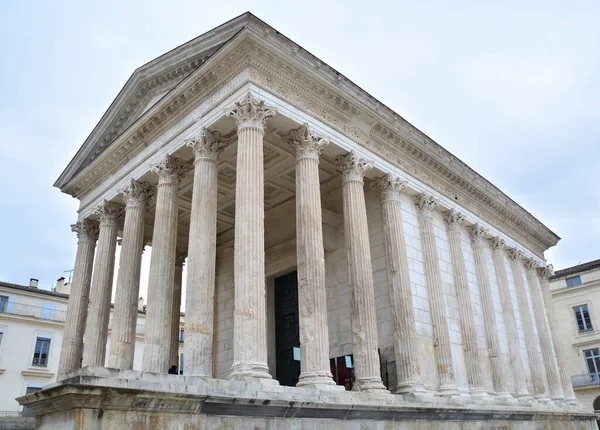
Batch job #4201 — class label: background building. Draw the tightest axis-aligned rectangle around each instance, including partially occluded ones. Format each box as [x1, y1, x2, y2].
[0, 279, 184, 415]
[550, 259, 600, 414]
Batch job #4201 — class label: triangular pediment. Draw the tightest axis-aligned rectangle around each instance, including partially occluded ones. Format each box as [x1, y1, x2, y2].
[55, 13, 255, 188]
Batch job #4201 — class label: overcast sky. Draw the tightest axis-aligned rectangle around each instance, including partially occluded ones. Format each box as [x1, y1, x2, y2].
[1, 1, 598, 296]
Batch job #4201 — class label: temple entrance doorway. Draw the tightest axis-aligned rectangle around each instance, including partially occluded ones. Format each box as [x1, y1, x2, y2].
[274, 271, 301, 386]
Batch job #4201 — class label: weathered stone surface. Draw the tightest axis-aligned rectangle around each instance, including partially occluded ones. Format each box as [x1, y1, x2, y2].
[17, 368, 596, 429]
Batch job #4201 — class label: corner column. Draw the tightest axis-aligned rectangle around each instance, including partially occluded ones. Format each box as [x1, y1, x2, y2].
[489, 238, 531, 401]
[170, 249, 186, 371]
[469, 226, 513, 401]
[108, 180, 153, 369]
[82, 201, 121, 367]
[443, 210, 489, 400]
[227, 93, 275, 380]
[372, 175, 425, 396]
[525, 260, 564, 402]
[335, 151, 386, 392]
[538, 265, 579, 406]
[184, 127, 226, 376]
[58, 219, 99, 378]
[287, 124, 336, 388]
[414, 193, 458, 397]
[507, 249, 550, 402]
[142, 155, 190, 373]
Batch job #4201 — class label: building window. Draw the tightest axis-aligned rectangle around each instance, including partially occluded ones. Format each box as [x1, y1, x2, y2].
[0, 296, 7, 312]
[41, 303, 55, 320]
[179, 353, 184, 375]
[32, 336, 51, 367]
[566, 276, 582, 287]
[179, 327, 184, 342]
[585, 348, 600, 381]
[22, 385, 43, 417]
[574, 305, 594, 333]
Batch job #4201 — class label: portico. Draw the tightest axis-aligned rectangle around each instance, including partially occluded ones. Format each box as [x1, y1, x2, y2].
[22, 12, 595, 429]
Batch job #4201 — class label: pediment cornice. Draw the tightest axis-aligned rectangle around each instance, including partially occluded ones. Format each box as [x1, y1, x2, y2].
[59, 15, 559, 257]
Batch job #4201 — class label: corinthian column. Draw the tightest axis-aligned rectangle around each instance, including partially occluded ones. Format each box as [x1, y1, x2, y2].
[468, 226, 513, 401]
[58, 219, 99, 378]
[184, 127, 226, 377]
[227, 93, 275, 380]
[142, 155, 190, 373]
[415, 193, 457, 397]
[82, 200, 121, 367]
[108, 180, 153, 369]
[170, 249, 186, 370]
[507, 249, 549, 402]
[287, 124, 336, 388]
[524, 259, 564, 402]
[443, 210, 488, 400]
[372, 175, 424, 396]
[335, 151, 386, 392]
[538, 265, 578, 406]
[489, 238, 531, 401]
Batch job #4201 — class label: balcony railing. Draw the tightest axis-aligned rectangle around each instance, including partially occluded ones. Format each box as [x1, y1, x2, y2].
[0, 302, 66, 322]
[571, 372, 600, 388]
[31, 357, 48, 367]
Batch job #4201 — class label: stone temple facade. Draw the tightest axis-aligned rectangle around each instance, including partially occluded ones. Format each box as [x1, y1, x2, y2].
[19, 12, 595, 429]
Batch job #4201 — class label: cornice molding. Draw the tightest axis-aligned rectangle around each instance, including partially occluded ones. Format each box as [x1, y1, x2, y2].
[57, 18, 559, 257]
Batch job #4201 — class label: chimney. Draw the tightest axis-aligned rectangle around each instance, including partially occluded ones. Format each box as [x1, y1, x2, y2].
[55, 277, 70, 295]
[138, 297, 145, 312]
[29, 278, 39, 288]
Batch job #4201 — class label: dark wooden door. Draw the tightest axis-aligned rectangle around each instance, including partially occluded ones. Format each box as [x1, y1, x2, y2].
[274, 271, 300, 386]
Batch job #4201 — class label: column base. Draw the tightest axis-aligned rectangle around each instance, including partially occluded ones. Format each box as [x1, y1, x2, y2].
[297, 372, 342, 390]
[229, 362, 274, 381]
[352, 377, 388, 392]
[534, 394, 551, 404]
[566, 398, 580, 407]
[494, 391, 519, 404]
[514, 393, 536, 406]
[469, 388, 494, 403]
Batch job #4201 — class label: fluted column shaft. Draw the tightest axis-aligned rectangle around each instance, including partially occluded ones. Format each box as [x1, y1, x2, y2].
[469, 226, 511, 399]
[170, 252, 185, 369]
[444, 211, 487, 398]
[58, 220, 99, 378]
[336, 152, 386, 392]
[82, 201, 121, 367]
[525, 263, 564, 401]
[184, 128, 225, 376]
[372, 175, 422, 394]
[415, 194, 457, 395]
[108, 181, 151, 369]
[228, 93, 275, 379]
[508, 250, 549, 401]
[288, 125, 335, 388]
[143, 155, 189, 373]
[489, 239, 530, 399]
[538, 266, 578, 405]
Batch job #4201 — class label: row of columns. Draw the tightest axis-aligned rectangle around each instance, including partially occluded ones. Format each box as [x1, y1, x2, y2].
[58, 92, 576, 405]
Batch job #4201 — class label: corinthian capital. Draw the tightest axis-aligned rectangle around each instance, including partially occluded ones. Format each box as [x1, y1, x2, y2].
[122, 179, 154, 209]
[185, 127, 227, 162]
[71, 219, 99, 243]
[468, 224, 488, 246]
[538, 264, 555, 281]
[414, 193, 439, 217]
[489, 236, 506, 253]
[335, 151, 373, 183]
[95, 200, 123, 226]
[286, 123, 329, 160]
[443, 209, 466, 232]
[225, 92, 276, 131]
[150, 155, 191, 186]
[524, 258, 542, 271]
[506, 247, 524, 261]
[371, 174, 407, 201]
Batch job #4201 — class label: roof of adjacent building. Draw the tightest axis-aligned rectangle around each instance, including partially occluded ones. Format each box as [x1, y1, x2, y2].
[551, 259, 600, 279]
[0, 281, 69, 299]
